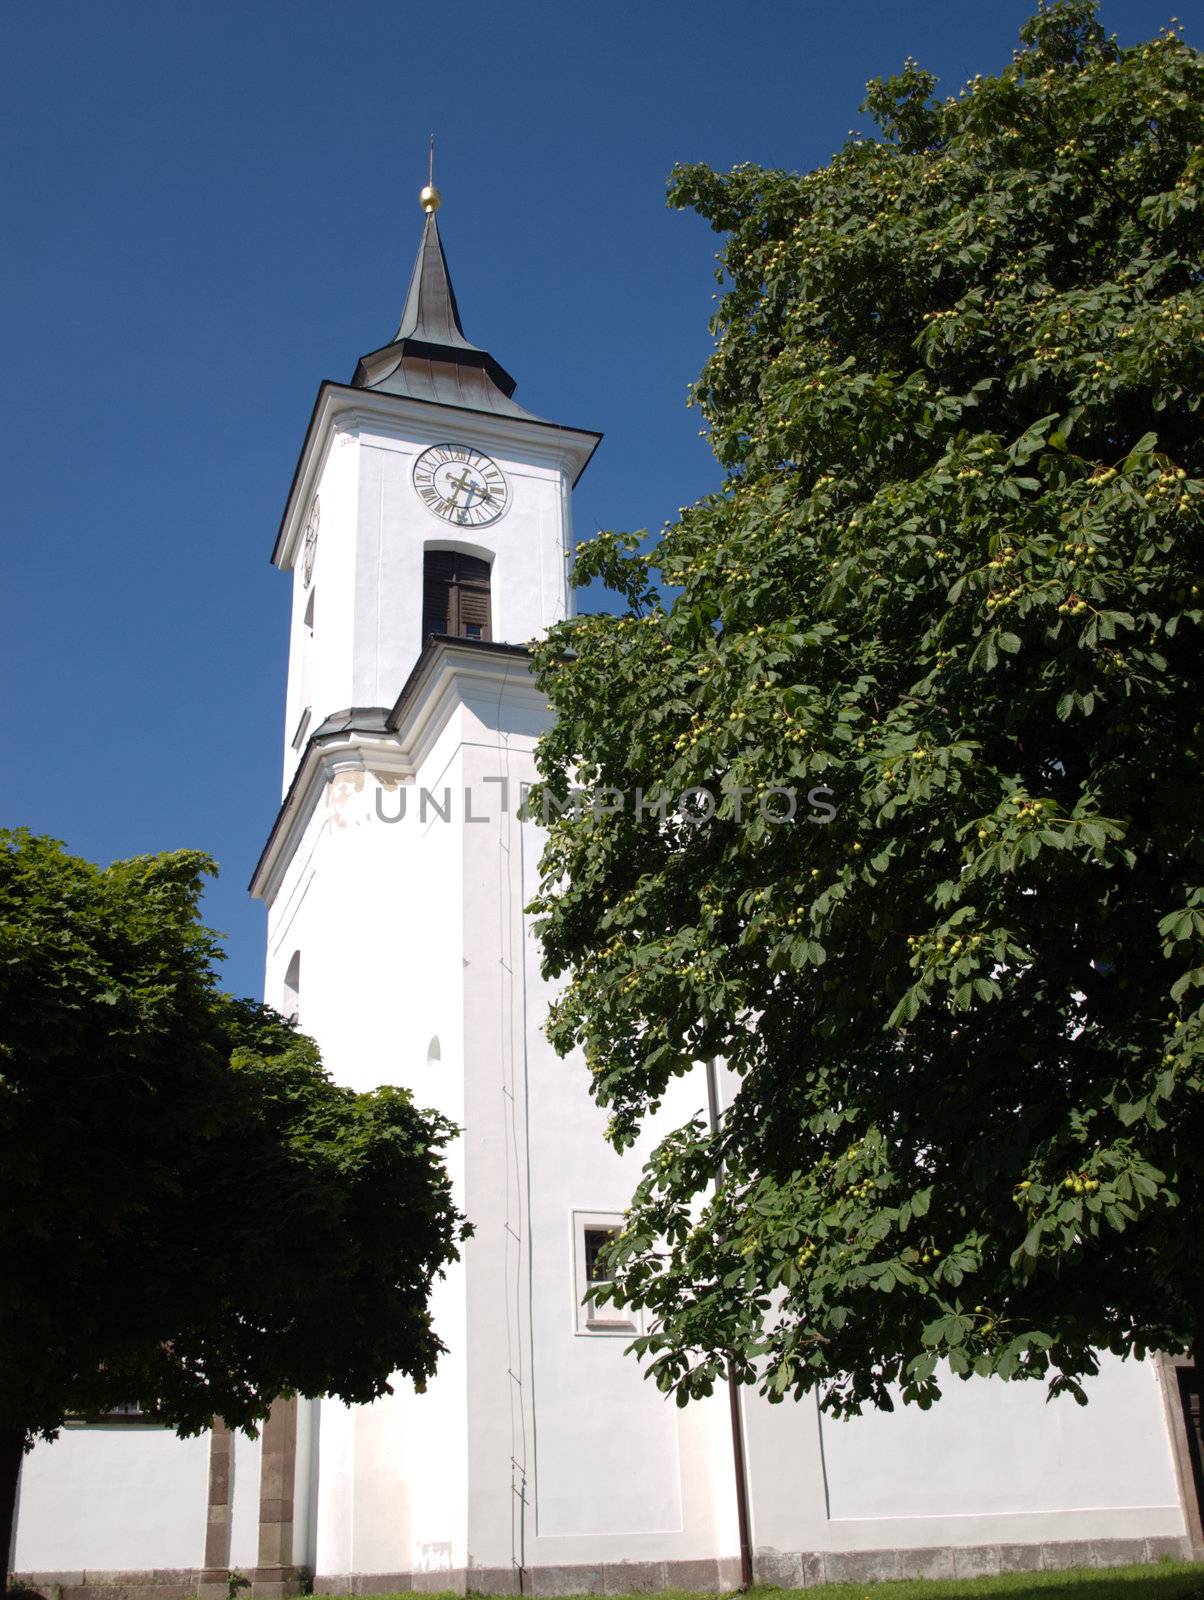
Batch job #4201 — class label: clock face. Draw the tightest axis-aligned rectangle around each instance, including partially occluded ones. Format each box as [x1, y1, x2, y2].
[301, 497, 319, 587]
[413, 443, 510, 528]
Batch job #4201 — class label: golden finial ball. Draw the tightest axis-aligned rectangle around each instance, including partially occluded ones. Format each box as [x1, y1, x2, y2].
[419, 184, 442, 214]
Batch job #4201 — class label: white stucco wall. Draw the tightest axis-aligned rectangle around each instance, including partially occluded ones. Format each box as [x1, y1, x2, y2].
[228, 1428, 262, 1570]
[14, 1426, 209, 1572]
[742, 1356, 1186, 1556]
[263, 385, 600, 1578]
[818, 1354, 1184, 1545]
[267, 705, 473, 1581]
[511, 771, 739, 1564]
[282, 427, 360, 793]
[350, 422, 572, 711]
[278, 392, 586, 801]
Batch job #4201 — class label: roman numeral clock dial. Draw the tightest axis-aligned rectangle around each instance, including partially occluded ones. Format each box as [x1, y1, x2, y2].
[412, 443, 510, 528]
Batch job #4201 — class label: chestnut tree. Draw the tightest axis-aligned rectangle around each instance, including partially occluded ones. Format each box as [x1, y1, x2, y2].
[529, 0, 1204, 1414]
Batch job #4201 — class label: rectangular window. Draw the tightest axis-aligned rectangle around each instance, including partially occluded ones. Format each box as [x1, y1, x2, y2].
[572, 1210, 638, 1335]
[64, 1403, 162, 1427]
[422, 550, 492, 642]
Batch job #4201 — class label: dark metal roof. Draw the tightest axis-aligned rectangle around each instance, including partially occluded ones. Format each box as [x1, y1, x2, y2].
[248, 706, 392, 894]
[393, 212, 477, 353]
[351, 212, 541, 421]
[310, 706, 393, 739]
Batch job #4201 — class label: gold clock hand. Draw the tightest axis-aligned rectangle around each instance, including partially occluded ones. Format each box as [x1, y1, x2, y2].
[446, 467, 484, 508]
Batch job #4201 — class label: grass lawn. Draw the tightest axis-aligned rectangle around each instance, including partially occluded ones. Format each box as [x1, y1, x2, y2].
[309, 1558, 1204, 1600]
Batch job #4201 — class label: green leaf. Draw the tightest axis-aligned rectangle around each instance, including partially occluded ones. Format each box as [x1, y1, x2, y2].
[1125, 432, 1158, 462]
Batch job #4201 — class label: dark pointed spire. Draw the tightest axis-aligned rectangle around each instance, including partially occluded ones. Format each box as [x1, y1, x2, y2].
[392, 211, 473, 350]
[352, 183, 538, 420]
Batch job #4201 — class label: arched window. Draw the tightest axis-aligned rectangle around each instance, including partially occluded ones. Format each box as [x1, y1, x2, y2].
[283, 951, 301, 1023]
[292, 592, 316, 750]
[423, 551, 491, 642]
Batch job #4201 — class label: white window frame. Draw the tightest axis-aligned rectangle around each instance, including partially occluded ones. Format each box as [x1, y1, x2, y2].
[572, 1209, 639, 1337]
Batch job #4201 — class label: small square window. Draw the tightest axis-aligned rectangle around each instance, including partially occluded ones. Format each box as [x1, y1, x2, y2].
[572, 1210, 638, 1335]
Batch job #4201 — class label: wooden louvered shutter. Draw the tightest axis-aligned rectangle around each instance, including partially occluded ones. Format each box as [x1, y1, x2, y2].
[422, 550, 491, 643]
[456, 556, 491, 641]
[422, 550, 456, 639]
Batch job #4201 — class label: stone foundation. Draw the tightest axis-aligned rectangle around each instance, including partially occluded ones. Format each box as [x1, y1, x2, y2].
[12, 1567, 308, 1600]
[13, 1537, 1195, 1600]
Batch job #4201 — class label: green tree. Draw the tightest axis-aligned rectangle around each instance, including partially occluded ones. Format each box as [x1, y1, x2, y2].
[0, 831, 466, 1585]
[530, 1, 1204, 1415]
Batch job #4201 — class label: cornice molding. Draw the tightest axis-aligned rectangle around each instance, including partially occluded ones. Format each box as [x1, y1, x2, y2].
[272, 381, 600, 571]
[250, 641, 546, 905]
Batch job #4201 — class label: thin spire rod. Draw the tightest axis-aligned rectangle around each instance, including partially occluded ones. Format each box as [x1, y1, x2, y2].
[420, 135, 441, 214]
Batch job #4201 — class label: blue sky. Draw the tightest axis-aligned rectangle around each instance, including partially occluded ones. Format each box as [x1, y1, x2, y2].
[0, 0, 1186, 1000]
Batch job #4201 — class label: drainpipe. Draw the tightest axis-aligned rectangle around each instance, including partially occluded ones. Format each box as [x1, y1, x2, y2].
[705, 1059, 754, 1591]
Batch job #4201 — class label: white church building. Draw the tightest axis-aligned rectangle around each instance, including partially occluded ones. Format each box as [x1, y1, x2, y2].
[12, 190, 1204, 1597]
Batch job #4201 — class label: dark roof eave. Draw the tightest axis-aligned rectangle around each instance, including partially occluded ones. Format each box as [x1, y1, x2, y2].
[247, 705, 392, 894]
[353, 337, 518, 397]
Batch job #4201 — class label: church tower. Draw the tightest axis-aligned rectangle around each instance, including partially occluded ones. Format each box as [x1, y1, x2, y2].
[247, 186, 747, 1593]
[266, 180, 599, 801]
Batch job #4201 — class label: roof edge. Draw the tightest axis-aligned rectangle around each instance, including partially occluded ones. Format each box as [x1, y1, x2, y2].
[387, 634, 531, 732]
[249, 640, 542, 903]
